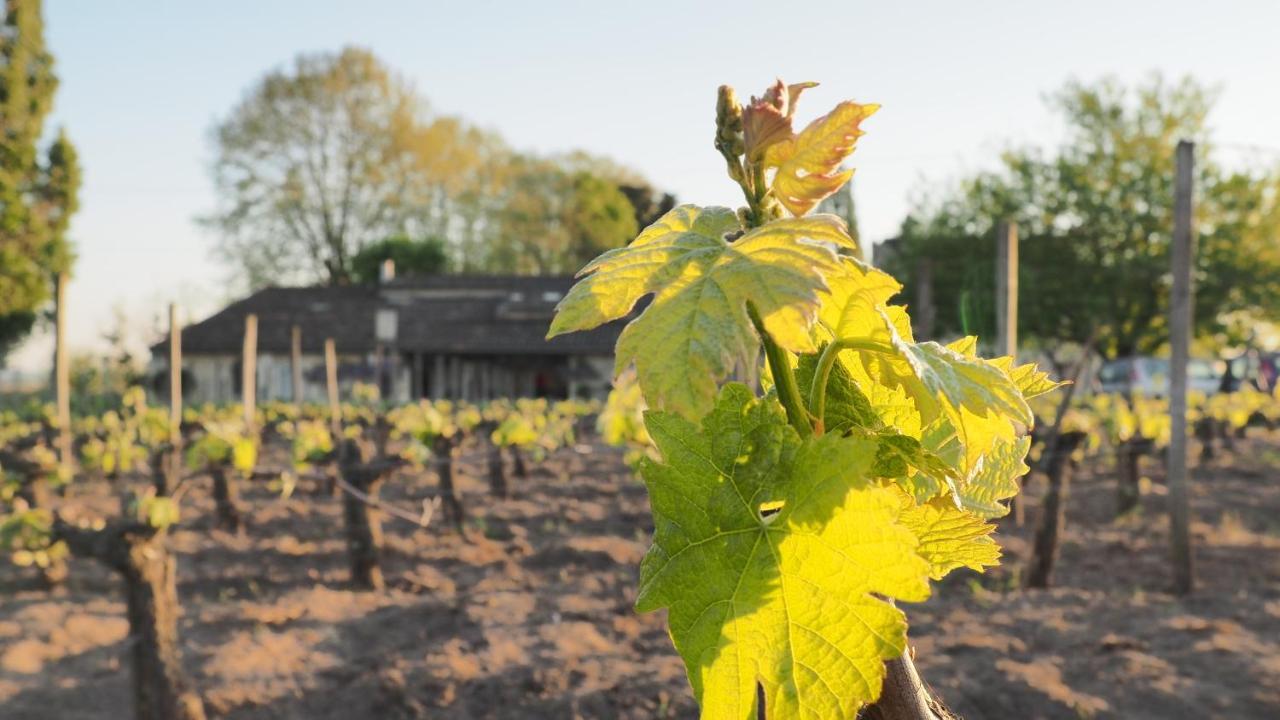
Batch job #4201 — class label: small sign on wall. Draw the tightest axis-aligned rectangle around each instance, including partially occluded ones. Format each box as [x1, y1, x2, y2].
[375, 308, 398, 343]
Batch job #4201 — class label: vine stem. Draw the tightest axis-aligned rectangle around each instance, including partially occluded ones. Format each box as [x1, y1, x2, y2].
[862, 648, 956, 720]
[747, 303, 811, 438]
[808, 338, 893, 435]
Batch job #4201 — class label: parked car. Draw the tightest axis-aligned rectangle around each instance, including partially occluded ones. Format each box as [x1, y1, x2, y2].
[1096, 356, 1221, 397]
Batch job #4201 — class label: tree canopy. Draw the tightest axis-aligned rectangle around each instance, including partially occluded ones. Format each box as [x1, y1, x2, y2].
[205, 47, 667, 286]
[886, 75, 1280, 360]
[481, 157, 639, 274]
[350, 235, 447, 284]
[0, 0, 80, 361]
[204, 47, 428, 287]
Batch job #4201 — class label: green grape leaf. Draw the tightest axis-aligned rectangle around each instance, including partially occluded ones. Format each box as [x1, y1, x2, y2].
[949, 338, 1066, 403]
[816, 264, 1031, 433]
[812, 259, 926, 439]
[548, 205, 741, 336]
[795, 349, 954, 503]
[955, 434, 1031, 518]
[549, 205, 856, 419]
[861, 378, 923, 438]
[815, 257, 903, 342]
[870, 432, 956, 503]
[231, 438, 258, 474]
[492, 415, 539, 448]
[794, 349, 880, 434]
[895, 491, 1000, 580]
[877, 315, 1032, 428]
[142, 496, 181, 529]
[636, 384, 930, 718]
[920, 417, 964, 471]
[989, 356, 1069, 399]
[818, 298, 1028, 476]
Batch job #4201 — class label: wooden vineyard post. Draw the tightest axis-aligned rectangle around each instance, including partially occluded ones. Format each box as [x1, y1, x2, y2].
[1168, 140, 1196, 595]
[163, 303, 183, 496]
[323, 338, 344, 496]
[912, 258, 935, 341]
[996, 221, 1023, 526]
[291, 324, 304, 405]
[325, 338, 341, 440]
[169, 304, 182, 444]
[995, 221, 1018, 364]
[241, 314, 257, 427]
[54, 272, 72, 476]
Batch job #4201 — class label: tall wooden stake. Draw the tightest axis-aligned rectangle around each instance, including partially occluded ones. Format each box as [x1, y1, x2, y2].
[1168, 140, 1196, 595]
[995, 221, 1019, 359]
[913, 258, 935, 341]
[168, 303, 182, 445]
[241, 314, 257, 427]
[291, 324, 304, 405]
[324, 338, 341, 441]
[162, 303, 184, 496]
[996, 221, 1023, 526]
[54, 272, 72, 475]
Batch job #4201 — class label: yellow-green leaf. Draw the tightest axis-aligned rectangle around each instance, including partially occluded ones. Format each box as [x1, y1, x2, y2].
[879, 317, 1033, 429]
[956, 434, 1031, 518]
[990, 356, 1070, 399]
[795, 348, 954, 502]
[232, 438, 258, 474]
[550, 205, 855, 419]
[895, 490, 1001, 579]
[143, 496, 181, 529]
[816, 257, 903, 342]
[548, 205, 740, 337]
[637, 385, 930, 718]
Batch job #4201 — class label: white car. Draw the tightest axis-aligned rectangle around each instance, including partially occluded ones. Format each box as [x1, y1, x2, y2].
[1096, 356, 1221, 398]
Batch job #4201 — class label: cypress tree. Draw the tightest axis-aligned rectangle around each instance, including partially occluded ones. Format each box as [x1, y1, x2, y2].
[0, 0, 80, 359]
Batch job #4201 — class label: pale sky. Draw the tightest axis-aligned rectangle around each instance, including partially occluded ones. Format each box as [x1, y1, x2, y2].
[9, 0, 1280, 373]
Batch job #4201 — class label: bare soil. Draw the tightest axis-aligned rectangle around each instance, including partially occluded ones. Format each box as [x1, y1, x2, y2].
[1, 431, 1278, 719]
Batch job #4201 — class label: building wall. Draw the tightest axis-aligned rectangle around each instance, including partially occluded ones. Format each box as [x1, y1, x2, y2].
[155, 353, 412, 406]
[185, 355, 234, 405]
[569, 356, 614, 400]
[152, 351, 607, 405]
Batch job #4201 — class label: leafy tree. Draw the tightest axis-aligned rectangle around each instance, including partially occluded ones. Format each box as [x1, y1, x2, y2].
[555, 149, 676, 229]
[206, 47, 460, 287]
[400, 115, 510, 271]
[205, 48, 666, 284]
[486, 157, 638, 273]
[888, 75, 1280, 361]
[566, 172, 640, 266]
[618, 181, 677, 231]
[350, 235, 447, 283]
[0, 0, 80, 360]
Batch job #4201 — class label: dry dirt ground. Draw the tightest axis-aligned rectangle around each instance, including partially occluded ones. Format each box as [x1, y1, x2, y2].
[1, 431, 1278, 719]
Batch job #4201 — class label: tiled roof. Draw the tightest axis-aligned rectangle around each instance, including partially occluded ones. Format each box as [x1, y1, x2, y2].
[152, 275, 621, 357]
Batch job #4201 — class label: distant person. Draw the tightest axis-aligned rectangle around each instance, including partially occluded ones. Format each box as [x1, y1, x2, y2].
[1260, 355, 1278, 393]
